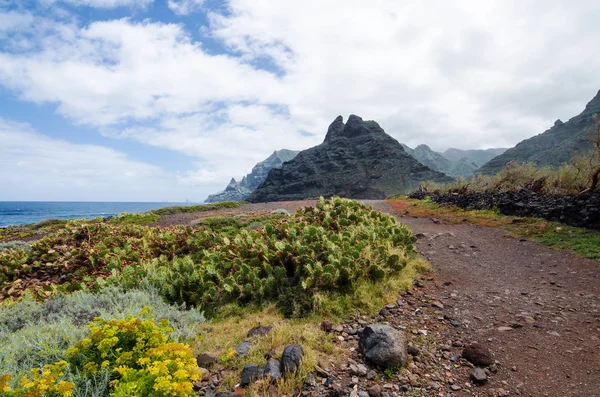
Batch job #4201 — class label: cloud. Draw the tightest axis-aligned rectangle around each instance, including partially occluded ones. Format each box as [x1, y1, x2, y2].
[1, 0, 600, 200]
[0, 118, 220, 201]
[167, 0, 205, 15]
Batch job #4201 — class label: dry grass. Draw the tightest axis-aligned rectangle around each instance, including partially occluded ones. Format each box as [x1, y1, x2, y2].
[190, 256, 432, 396]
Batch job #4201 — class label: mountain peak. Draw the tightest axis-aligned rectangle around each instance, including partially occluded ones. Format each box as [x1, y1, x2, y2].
[324, 115, 386, 143]
[585, 89, 600, 113]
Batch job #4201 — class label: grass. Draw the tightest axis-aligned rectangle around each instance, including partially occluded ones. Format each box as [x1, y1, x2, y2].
[191, 256, 431, 396]
[388, 196, 600, 260]
[151, 201, 242, 216]
[108, 212, 160, 226]
[0, 219, 68, 242]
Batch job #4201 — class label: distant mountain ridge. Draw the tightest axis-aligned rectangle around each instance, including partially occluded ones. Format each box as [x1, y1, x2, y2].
[248, 115, 453, 202]
[401, 144, 506, 178]
[479, 89, 600, 174]
[204, 149, 299, 203]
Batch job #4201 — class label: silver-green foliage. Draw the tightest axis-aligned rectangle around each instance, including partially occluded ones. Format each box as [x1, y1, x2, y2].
[0, 286, 204, 382]
[0, 241, 31, 252]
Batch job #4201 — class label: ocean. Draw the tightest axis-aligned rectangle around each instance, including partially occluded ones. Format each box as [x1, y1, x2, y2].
[0, 201, 198, 227]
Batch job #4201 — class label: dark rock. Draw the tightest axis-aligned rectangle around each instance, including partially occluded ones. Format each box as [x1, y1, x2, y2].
[247, 325, 273, 338]
[240, 364, 262, 386]
[479, 90, 600, 175]
[359, 324, 408, 368]
[462, 343, 493, 367]
[321, 320, 333, 332]
[197, 353, 218, 366]
[366, 384, 382, 397]
[205, 149, 299, 203]
[470, 367, 488, 385]
[248, 115, 453, 202]
[281, 344, 304, 374]
[235, 341, 252, 356]
[407, 343, 420, 356]
[263, 359, 281, 381]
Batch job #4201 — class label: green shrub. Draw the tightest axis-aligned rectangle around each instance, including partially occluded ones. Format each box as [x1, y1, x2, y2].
[108, 213, 160, 226]
[0, 287, 205, 384]
[151, 202, 240, 216]
[0, 241, 31, 252]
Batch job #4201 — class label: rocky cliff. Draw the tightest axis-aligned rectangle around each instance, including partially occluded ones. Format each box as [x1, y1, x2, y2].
[204, 149, 299, 203]
[248, 115, 453, 202]
[479, 89, 600, 174]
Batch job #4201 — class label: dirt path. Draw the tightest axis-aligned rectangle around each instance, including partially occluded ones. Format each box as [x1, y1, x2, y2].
[159, 200, 600, 396]
[372, 200, 600, 397]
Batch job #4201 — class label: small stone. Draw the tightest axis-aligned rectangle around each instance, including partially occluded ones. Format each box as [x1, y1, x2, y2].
[240, 364, 261, 386]
[450, 384, 462, 391]
[366, 384, 381, 397]
[247, 325, 273, 338]
[196, 353, 218, 367]
[334, 325, 344, 333]
[462, 343, 493, 367]
[321, 320, 333, 332]
[199, 367, 210, 379]
[235, 341, 252, 356]
[432, 301, 444, 309]
[497, 326, 513, 332]
[470, 367, 488, 385]
[407, 343, 420, 356]
[304, 373, 317, 388]
[358, 392, 369, 397]
[366, 370, 377, 380]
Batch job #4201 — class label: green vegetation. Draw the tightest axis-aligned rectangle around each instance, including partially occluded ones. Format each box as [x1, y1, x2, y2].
[151, 201, 241, 216]
[0, 287, 205, 396]
[388, 197, 600, 260]
[0, 241, 31, 252]
[420, 116, 600, 195]
[0, 220, 68, 242]
[108, 212, 160, 226]
[0, 198, 430, 396]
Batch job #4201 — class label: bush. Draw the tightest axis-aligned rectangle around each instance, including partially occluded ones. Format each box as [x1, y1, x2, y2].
[1, 314, 200, 397]
[0, 241, 31, 253]
[151, 202, 240, 216]
[0, 287, 204, 384]
[108, 213, 160, 226]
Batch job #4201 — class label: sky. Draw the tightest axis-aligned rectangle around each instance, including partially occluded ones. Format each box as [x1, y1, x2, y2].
[1, 0, 600, 202]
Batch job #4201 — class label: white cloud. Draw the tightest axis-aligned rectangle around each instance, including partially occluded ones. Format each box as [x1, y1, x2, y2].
[167, 0, 205, 15]
[0, 118, 219, 201]
[1, 1, 600, 199]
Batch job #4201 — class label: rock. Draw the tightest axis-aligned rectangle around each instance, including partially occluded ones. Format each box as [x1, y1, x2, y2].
[431, 301, 444, 309]
[407, 343, 420, 356]
[199, 367, 210, 379]
[240, 364, 261, 386]
[359, 324, 408, 368]
[450, 384, 462, 391]
[462, 343, 493, 367]
[205, 150, 299, 203]
[247, 325, 273, 338]
[248, 115, 453, 203]
[321, 320, 333, 332]
[235, 341, 252, 356]
[304, 374, 317, 388]
[366, 384, 382, 397]
[281, 344, 304, 375]
[196, 353, 218, 366]
[350, 363, 368, 376]
[497, 326, 513, 332]
[263, 359, 281, 381]
[470, 367, 488, 385]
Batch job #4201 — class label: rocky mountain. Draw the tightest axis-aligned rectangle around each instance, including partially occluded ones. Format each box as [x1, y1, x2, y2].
[479, 89, 600, 174]
[402, 144, 480, 178]
[248, 115, 453, 202]
[204, 149, 299, 203]
[442, 148, 508, 167]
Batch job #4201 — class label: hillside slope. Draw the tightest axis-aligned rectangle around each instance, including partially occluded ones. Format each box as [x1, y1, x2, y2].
[248, 115, 453, 202]
[479, 89, 600, 174]
[205, 149, 299, 203]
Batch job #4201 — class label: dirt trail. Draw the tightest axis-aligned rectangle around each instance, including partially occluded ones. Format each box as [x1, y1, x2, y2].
[371, 200, 600, 397]
[160, 200, 600, 396]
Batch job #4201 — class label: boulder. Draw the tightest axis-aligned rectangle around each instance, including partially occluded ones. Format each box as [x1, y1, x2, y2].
[462, 343, 493, 367]
[247, 325, 273, 338]
[263, 359, 282, 381]
[240, 364, 262, 386]
[359, 324, 407, 368]
[281, 344, 304, 374]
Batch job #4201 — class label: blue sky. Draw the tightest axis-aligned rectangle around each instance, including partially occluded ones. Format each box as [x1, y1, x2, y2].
[1, 0, 600, 201]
